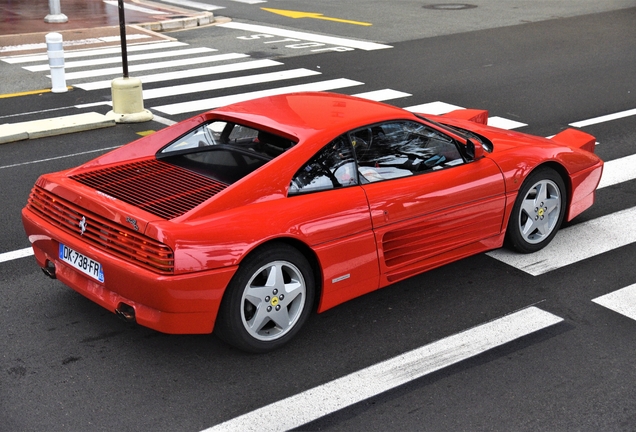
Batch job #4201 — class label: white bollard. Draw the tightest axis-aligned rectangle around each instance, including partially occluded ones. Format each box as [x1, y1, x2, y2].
[44, 0, 68, 23]
[46, 33, 67, 93]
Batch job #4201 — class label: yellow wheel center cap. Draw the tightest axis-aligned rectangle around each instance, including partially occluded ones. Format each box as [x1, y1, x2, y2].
[538, 208, 545, 217]
[271, 296, 279, 306]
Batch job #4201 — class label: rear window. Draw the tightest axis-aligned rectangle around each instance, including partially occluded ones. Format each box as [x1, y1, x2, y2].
[157, 121, 296, 184]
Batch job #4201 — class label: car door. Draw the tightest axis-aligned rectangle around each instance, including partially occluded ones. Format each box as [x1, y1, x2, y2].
[350, 120, 506, 287]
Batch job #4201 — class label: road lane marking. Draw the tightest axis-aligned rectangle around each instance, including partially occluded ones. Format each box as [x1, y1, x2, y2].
[570, 108, 636, 128]
[487, 116, 528, 130]
[218, 22, 392, 51]
[75, 56, 268, 91]
[103, 0, 169, 15]
[405, 101, 464, 115]
[593, 284, 636, 321]
[262, 8, 373, 26]
[598, 153, 636, 189]
[60, 53, 249, 80]
[154, 0, 225, 11]
[405, 102, 526, 129]
[201, 306, 562, 432]
[2, 41, 188, 64]
[152, 78, 364, 115]
[24, 47, 217, 71]
[487, 206, 636, 276]
[352, 89, 411, 101]
[0, 34, 151, 54]
[142, 68, 322, 100]
[0, 247, 34, 263]
[0, 146, 120, 170]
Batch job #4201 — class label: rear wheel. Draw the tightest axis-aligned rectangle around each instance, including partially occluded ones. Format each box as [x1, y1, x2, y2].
[215, 243, 314, 353]
[506, 167, 566, 254]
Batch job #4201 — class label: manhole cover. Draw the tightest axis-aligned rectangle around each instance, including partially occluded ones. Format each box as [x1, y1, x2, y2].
[423, 4, 478, 10]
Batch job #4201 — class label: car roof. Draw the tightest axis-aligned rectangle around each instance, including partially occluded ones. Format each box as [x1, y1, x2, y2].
[210, 92, 415, 140]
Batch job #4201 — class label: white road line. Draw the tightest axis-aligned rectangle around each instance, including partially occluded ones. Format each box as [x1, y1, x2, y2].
[25, 47, 216, 71]
[155, 0, 225, 11]
[60, 53, 249, 80]
[218, 22, 392, 51]
[75, 58, 278, 91]
[570, 108, 636, 128]
[0, 247, 33, 263]
[593, 284, 636, 322]
[598, 153, 636, 189]
[0, 34, 151, 54]
[405, 102, 526, 129]
[488, 205, 636, 276]
[152, 78, 364, 115]
[0, 146, 120, 170]
[142, 68, 321, 100]
[352, 89, 411, 102]
[103, 0, 169, 14]
[404, 101, 464, 115]
[487, 116, 527, 130]
[201, 306, 562, 432]
[2, 41, 188, 64]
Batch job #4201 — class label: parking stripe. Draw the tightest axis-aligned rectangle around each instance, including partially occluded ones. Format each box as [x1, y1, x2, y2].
[201, 306, 562, 432]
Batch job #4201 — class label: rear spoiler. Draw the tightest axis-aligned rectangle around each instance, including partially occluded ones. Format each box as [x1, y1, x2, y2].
[441, 109, 489, 125]
[550, 128, 596, 153]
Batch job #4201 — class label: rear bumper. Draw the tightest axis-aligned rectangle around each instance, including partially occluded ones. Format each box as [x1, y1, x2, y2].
[22, 208, 237, 334]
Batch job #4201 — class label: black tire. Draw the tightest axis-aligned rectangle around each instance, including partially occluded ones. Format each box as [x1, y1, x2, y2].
[506, 167, 567, 254]
[214, 243, 315, 353]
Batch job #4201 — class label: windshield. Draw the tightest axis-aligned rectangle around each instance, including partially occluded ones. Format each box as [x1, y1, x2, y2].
[415, 114, 493, 152]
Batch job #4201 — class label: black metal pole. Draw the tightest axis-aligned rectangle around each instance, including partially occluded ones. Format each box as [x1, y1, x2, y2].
[118, 0, 129, 78]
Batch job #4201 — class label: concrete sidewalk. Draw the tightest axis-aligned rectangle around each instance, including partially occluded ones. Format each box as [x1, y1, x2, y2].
[0, 0, 215, 144]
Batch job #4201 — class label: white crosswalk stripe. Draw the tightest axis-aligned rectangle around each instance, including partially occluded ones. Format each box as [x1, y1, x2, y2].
[142, 68, 322, 100]
[60, 52, 249, 80]
[25, 47, 217, 71]
[74, 58, 282, 91]
[153, 78, 365, 115]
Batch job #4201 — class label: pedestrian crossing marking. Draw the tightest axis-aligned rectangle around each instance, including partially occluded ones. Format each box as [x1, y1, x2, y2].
[75, 58, 279, 91]
[351, 89, 412, 101]
[2, 41, 189, 64]
[155, 0, 225, 11]
[59, 53, 250, 80]
[218, 22, 392, 51]
[487, 205, 636, 276]
[25, 47, 217, 72]
[593, 284, 636, 322]
[152, 78, 365, 115]
[142, 68, 322, 100]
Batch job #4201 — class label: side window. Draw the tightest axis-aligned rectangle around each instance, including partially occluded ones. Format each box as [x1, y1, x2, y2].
[351, 120, 464, 183]
[289, 135, 358, 195]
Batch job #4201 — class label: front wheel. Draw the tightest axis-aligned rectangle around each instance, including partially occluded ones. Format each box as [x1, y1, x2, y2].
[214, 243, 315, 353]
[506, 167, 567, 254]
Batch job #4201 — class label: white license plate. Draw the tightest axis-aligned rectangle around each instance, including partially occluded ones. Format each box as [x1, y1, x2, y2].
[59, 243, 104, 283]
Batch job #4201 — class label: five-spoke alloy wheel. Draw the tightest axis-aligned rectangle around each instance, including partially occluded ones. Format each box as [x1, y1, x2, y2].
[215, 243, 315, 353]
[506, 167, 567, 254]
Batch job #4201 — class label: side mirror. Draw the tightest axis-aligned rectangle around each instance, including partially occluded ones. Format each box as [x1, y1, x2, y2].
[466, 139, 485, 161]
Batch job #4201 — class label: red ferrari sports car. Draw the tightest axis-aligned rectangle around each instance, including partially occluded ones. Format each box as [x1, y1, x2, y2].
[22, 92, 603, 352]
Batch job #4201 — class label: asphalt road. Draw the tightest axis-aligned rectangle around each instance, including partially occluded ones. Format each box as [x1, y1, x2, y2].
[1, 3, 636, 431]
